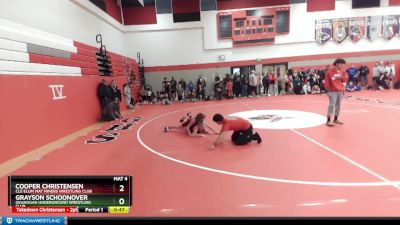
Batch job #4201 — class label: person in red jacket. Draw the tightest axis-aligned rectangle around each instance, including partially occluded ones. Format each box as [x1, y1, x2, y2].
[210, 114, 262, 149]
[325, 58, 348, 127]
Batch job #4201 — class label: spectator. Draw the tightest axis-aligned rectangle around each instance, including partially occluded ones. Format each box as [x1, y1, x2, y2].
[177, 83, 184, 102]
[233, 73, 241, 97]
[162, 77, 171, 100]
[268, 72, 278, 96]
[97, 79, 112, 117]
[159, 90, 171, 105]
[256, 72, 262, 95]
[214, 74, 223, 100]
[102, 97, 122, 121]
[287, 74, 294, 94]
[346, 65, 359, 85]
[139, 86, 148, 104]
[311, 83, 321, 94]
[241, 74, 249, 97]
[377, 61, 386, 77]
[293, 72, 303, 95]
[346, 81, 357, 92]
[303, 81, 311, 94]
[249, 71, 257, 97]
[226, 78, 233, 99]
[262, 73, 269, 95]
[358, 64, 369, 88]
[372, 63, 380, 89]
[356, 82, 363, 91]
[123, 82, 134, 109]
[170, 76, 177, 101]
[388, 62, 396, 89]
[178, 78, 187, 101]
[197, 75, 206, 99]
[187, 81, 196, 102]
[279, 72, 288, 95]
[110, 80, 122, 106]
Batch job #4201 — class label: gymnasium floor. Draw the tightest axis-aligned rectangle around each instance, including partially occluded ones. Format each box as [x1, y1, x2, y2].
[1, 90, 400, 217]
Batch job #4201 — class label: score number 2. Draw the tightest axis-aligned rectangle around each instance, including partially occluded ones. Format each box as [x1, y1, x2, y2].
[119, 185, 125, 205]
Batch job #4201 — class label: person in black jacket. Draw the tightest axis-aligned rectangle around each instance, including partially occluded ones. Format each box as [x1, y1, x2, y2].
[109, 80, 122, 106]
[103, 97, 122, 121]
[97, 79, 112, 117]
[233, 73, 241, 97]
[170, 76, 177, 101]
[197, 75, 206, 100]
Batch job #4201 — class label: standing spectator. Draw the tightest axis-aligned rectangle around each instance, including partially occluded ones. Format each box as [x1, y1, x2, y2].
[162, 77, 171, 100]
[197, 75, 206, 99]
[372, 63, 380, 89]
[123, 82, 134, 109]
[262, 73, 269, 95]
[325, 58, 348, 127]
[268, 72, 278, 96]
[346, 65, 359, 85]
[170, 77, 177, 101]
[178, 78, 187, 101]
[390, 62, 396, 89]
[177, 83, 184, 102]
[226, 78, 233, 99]
[187, 80, 196, 101]
[287, 73, 294, 94]
[358, 64, 369, 88]
[233, 73, 241, 97]
[222, 74, 230, 97]
[256, 72, 262, 95]
[214, 74, 223, 100]
[97, 79, 112, 117]
[278, 72, 288, 95]
[110, 80, 122, 107]
[293, 74, 303, 95]
[241, 74, 249, 97]
[377, 61, 386, 77]
[298, 68, 306, 82]
[248, 71, 257, 97]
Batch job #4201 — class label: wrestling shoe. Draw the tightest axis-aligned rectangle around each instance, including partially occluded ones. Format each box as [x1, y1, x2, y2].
[333, 120, 344, 125]
[254, 132, 262, 144]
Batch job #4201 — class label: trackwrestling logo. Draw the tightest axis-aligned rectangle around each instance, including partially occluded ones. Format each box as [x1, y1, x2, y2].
[229, 110, 326, 129]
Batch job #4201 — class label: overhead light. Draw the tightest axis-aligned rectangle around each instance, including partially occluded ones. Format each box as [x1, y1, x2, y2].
[138, 0, 144, 6]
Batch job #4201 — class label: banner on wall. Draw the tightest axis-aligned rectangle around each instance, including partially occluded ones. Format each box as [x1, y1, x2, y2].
[315, 19, 332, 45]
[349, 17, 365, 43]
[367, 16, 382, 41]
[332, 18, 349, 43]
[382, 15, 399, 40]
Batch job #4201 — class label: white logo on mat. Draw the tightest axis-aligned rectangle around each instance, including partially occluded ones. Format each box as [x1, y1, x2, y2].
[229, 110, 326, 130]
[49, 85, 66, 100]
[6, 217, 13, 224]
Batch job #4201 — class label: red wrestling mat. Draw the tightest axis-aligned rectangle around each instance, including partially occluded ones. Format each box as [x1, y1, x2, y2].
[1, 90, 400, 216]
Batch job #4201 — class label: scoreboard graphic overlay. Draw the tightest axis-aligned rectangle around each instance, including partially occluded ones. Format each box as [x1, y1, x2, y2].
[8, 176, 132, 214]
[218, 6, 290, 47]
